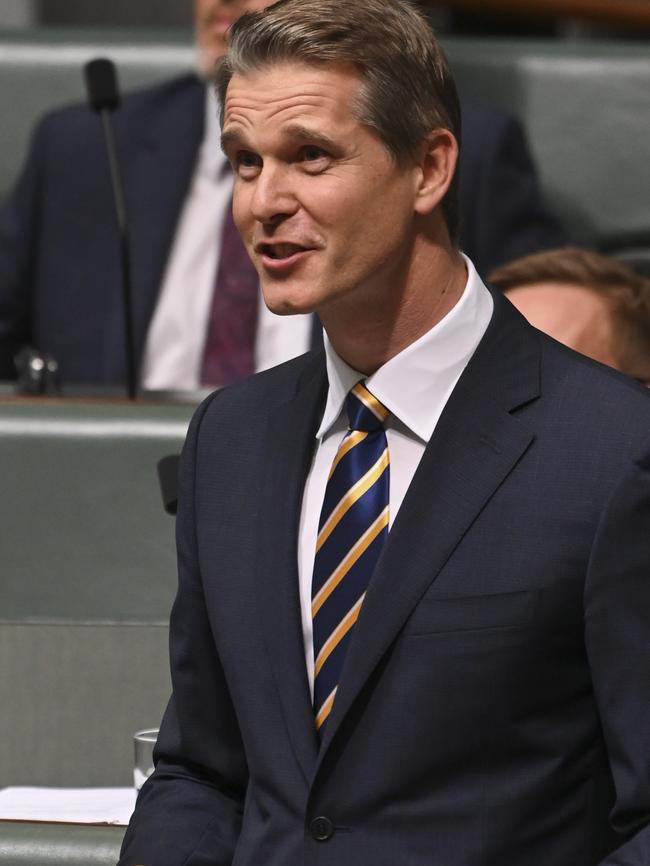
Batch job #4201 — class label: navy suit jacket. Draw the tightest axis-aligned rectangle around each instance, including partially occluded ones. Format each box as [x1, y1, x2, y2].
[120, 292, 650, 866]
[0, 75, 563, 384]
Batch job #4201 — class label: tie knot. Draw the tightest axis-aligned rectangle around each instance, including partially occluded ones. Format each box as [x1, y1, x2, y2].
[346, 382, 389, 432]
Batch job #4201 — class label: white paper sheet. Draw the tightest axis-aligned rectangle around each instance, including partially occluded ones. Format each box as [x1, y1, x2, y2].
[0, 787, 137, 825]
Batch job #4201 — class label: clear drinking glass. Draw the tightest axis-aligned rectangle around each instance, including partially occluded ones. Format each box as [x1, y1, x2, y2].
[133, 728, 159, 791]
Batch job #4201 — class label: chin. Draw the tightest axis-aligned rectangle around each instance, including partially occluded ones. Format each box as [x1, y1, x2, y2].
[265, 298, 313, 317]
[261, 283, 319, 317]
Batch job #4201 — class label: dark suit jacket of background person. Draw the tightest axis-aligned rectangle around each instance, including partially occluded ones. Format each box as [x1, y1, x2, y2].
[119, 289, 650, 866]
[0, 74, 564, 385]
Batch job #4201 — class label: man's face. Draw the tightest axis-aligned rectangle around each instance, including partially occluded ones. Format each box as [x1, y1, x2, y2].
[505, 282, 619, 369]
[221, 61, 421, 321]
[194, 0, 273, 76]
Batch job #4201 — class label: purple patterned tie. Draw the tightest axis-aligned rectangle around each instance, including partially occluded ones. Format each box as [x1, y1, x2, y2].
[200, 199, 259, 386]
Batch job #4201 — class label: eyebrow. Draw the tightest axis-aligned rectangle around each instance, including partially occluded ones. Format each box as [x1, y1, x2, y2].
[280, 124, 338, 151]
[220, 123, 338, 156]
[220, 128, 244, 155]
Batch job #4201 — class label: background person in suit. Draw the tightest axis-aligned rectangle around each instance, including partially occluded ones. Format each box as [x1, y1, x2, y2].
[119, 1, 650, 864]
[0, 0, 563, 388]
[489, 246, 650, 385]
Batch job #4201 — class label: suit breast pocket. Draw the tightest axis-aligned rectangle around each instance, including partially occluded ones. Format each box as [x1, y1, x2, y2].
[402, 588, 539, 638]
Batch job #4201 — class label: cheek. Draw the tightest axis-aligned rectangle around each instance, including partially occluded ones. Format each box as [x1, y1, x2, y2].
[339, 185, 417, 275]
[322, 179, 413, 246]
[302, 177, 384, 235]
[302, 178, 354, 223]
[232, 189, 253, 236]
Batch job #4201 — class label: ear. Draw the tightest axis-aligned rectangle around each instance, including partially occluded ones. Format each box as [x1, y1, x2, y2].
[413, 129, 458, 216]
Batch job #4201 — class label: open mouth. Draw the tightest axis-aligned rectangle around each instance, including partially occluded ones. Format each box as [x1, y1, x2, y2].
[258, 243, 309, 261]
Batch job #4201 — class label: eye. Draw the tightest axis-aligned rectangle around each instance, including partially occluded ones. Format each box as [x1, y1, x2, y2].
[234, 150, 262, 178]
[299, 145, 331, 172]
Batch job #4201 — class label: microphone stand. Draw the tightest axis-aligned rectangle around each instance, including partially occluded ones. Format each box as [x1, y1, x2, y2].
[100, 112, 136, 400]
[85, 58, 137, 401]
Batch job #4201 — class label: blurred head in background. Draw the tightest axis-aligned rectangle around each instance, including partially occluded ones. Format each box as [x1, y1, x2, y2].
[490, 247, 650, 385]
[195, 0, 275, 77]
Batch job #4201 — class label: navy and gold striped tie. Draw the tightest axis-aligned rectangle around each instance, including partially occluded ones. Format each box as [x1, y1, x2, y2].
[312, 381, 390, 736]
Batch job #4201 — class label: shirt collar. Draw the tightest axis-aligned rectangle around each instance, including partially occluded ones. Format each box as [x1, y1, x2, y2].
[317, 255, 494, 442]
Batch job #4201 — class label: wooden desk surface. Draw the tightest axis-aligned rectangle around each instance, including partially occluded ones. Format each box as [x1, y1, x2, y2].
[427, 0, 650, 27]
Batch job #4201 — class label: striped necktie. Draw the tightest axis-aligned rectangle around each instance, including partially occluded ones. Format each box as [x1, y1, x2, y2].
[311, 381, 390, 736]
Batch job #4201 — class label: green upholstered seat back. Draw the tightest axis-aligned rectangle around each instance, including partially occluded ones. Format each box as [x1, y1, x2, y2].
[0, 399, 192, 787]
[445, 38, 650, 267]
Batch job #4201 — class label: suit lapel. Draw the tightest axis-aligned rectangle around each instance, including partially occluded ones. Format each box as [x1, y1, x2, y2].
[257, 354, 329, 783]
[317, 294, 541, 762]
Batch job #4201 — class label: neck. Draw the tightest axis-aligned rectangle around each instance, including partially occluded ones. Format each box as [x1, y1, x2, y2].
[321, 243, 467, 375]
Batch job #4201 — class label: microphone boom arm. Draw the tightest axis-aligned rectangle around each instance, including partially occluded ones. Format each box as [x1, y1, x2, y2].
[99, 110, 137, 400]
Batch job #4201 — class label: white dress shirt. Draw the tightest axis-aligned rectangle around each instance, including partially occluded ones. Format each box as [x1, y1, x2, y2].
[141, 87, 311, 390]
[297, 256, 494, 695]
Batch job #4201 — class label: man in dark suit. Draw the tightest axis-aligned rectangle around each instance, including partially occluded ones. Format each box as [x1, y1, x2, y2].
[119, 1, 650, 864]
[0, 0, 563, 387]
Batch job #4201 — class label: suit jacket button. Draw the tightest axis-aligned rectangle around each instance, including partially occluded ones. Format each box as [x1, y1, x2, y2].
[309, 816, 334, 841]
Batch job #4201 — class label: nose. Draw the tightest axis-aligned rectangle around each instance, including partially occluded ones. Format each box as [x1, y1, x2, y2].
[249, 162, 298, 227]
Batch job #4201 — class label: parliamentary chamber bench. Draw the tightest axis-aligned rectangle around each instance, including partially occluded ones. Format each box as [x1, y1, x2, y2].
[0, 27, 648, 866]
[0, 397, 193, 863]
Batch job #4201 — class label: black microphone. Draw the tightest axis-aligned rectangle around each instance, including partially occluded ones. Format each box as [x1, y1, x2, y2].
[85, 57, 120, 112]
[84, 58, 137, 400]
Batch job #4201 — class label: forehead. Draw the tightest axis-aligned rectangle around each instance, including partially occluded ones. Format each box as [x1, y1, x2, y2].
[223, 60, 363, 132]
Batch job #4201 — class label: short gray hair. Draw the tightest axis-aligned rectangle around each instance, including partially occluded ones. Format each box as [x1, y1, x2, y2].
[215, 0, 462, 240]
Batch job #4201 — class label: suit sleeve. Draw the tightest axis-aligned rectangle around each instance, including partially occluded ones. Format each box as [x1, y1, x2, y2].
[118, 394, 248, 866]
[458, 106, 566, 275]
[0, 121, 44, 378]
[584, 448, 650, 864]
